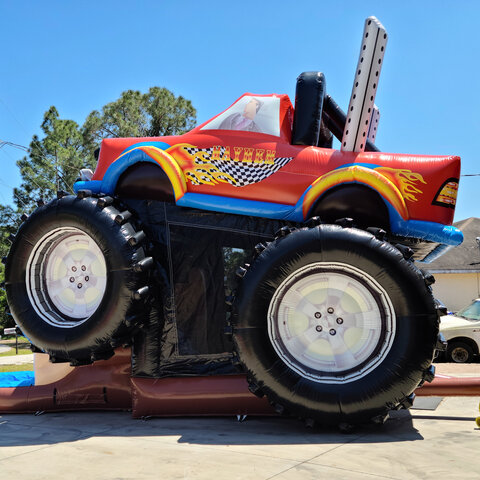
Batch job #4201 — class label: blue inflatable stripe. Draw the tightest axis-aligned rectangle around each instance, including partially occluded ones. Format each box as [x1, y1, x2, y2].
[0, 371, 34, 387]
[386, 203, 463, 247]
[73, 142, 171, 195]
[176, 193, 301, 220]
[73, 180, 102, 194]
[335, 162, 381, 170]
[74, 164, 463, 250]
[118, 141, 170, 157]
[73, 149, 164, 195]
[421, 244, 454, 263]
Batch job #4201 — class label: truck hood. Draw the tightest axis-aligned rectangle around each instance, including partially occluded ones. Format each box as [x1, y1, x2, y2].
[440, 314, 480, 331]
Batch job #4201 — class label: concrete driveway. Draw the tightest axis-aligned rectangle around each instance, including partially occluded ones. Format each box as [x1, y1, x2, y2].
[0, 345, 11, 354]
[1, 397, 479, 479]
[0, 352, 33, 365]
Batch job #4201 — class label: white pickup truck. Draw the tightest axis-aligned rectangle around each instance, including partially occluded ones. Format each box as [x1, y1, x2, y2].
[440, 299, 480, 362]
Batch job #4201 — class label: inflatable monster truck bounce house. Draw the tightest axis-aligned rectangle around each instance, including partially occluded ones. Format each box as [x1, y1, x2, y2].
[1, 17, 463, 427]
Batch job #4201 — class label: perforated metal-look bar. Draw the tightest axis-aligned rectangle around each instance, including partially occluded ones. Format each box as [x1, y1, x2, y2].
[367, 105, 380, 144]
[322, 95, 379, 152]
[341, 16, 388, 152]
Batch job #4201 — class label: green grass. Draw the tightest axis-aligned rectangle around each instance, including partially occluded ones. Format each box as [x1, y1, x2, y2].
[1, 335, 29, 344]
[0, 336, 32, 357]
[0, 348, 33, 357]
[0, 363, 34, 373]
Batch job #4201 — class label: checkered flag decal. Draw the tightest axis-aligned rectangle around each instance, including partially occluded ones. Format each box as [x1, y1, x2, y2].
[183, 146, 293, 187]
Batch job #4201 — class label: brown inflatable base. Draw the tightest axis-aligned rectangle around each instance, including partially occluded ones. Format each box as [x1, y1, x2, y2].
[129, 375, 480, 418]
[1, 352, 479, 416]
[131, 375, 274, 418]
[415, 375, 480, 397]
[0, 348, 132, 414]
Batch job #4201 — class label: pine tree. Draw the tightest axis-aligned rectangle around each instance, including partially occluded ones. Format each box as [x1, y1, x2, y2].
[0, 87, 196, 329]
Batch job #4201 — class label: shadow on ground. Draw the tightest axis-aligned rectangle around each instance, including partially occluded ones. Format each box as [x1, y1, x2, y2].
[0, 410, 424, 448]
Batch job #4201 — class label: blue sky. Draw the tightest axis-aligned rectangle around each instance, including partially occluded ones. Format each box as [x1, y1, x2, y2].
[1, 0, 479, 221]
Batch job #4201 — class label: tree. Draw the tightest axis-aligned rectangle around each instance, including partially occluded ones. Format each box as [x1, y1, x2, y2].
[223, 247, 251, 295]
[11, 87, 196, 214]
[82, 87, 196, 148]
[0, 205, 19, 330]
[0, 86, 197, 329]
[13, 106, 92, 212]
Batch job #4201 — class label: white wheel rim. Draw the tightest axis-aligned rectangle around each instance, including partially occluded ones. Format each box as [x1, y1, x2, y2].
[26, 227, 107, 328]
[268, 262, 396, 384]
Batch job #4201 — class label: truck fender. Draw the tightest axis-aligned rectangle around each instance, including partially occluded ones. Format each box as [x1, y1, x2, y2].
[100, 146, 187, 201]
[302, 165, 409, 221]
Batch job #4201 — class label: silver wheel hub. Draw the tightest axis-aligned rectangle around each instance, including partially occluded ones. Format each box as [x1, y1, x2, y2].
[451, 347, 468, 363]
[26, 227, 107, 328]
[268, 262, 396, 384]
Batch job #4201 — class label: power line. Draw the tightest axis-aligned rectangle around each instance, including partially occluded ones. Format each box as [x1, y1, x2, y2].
[0, 98, 33, 138]
[0, 176, 30, 211]
[1, 140, 76, 195]
[0, 146, 49, 197]
[0, 141, 29, 152]
[0, 99, 55, 204]
[0, 98, 79, 191]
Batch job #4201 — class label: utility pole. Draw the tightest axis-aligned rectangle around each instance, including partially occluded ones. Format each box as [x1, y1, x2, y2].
[55, 147, 59, 191]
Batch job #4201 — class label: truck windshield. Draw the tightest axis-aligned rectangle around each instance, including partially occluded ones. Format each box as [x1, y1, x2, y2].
[456, 300, 480, 320]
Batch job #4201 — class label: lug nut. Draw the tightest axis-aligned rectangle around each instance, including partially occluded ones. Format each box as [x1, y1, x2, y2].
[316, 325, 323, 332]
[81, 265, 86, 271]
[327, 307, 334, 314]
[329, 329, 336, 336]
[336, 318, 343, 324]
[69, 277, 75, 283]
[72, 266, 77, 272]
[85, 276, 89, 282]
[77, 283, 82, 289]
[314, 312, 321, 319]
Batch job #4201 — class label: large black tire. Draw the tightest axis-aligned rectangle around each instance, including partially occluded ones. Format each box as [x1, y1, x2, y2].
[231, 224, 439, 426]
[4, 194, 152, 365]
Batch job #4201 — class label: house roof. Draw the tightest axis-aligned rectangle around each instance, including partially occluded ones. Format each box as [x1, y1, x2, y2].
[425, 217, 480, 272]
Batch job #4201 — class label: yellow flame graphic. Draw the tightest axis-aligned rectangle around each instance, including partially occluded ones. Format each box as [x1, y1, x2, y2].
[179, 147, 237, 186]
[184, 163, 237, 186]
[376, 167, 426, 202]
